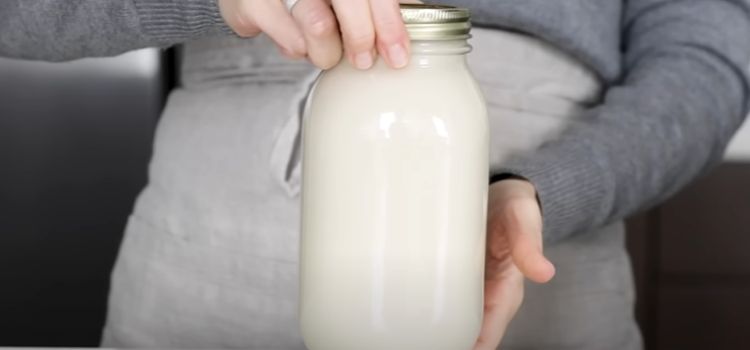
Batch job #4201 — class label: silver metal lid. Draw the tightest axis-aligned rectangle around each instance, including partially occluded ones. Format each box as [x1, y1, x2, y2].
[400, 4, 472, 41]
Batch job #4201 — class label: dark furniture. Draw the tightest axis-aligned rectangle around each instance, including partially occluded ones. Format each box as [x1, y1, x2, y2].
[0, 51, 164, 346]
[628, 163, 750, 349]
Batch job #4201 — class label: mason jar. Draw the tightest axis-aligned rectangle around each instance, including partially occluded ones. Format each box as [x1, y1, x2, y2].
[300, 5, 488, 350]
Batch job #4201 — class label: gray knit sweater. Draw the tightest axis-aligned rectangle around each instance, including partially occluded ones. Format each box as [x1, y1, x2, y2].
[1, 0, 749, 242]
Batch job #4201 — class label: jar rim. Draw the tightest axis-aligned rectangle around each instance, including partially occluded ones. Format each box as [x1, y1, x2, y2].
[400, 4, 472, 41]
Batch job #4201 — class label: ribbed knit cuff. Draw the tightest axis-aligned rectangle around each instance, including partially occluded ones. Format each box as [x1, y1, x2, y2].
[134, 0, 233, 42]
[493, 144, 613, 243]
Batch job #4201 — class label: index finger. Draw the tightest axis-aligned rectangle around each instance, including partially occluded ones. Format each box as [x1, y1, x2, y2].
[504, 196, 556, 283]
[370, 0, 410, 68]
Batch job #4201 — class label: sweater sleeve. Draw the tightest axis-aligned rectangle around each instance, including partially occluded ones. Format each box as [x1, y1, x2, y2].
[0, 0, 231, 61]
[496, 0, 750, 242]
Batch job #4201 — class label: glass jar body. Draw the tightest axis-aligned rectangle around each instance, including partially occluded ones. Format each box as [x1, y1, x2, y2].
[300, 41, 488, 350]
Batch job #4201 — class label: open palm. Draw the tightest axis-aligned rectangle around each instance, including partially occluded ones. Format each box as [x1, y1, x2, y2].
[473, 179, 556, 350]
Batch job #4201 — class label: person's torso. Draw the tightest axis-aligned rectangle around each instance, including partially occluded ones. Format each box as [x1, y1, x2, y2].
[438, 0, 623, 81]
[101, 29, 630, 348]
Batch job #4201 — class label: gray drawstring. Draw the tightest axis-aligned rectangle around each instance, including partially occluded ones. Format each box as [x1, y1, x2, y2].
[269, 71, 321, 197]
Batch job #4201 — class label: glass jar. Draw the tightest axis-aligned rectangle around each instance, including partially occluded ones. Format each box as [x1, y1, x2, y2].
[300, 5, 488, 350]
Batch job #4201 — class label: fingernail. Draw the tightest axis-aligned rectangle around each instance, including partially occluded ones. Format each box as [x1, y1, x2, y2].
[388, 43, 408, 68]
[354, 51, 373, 70]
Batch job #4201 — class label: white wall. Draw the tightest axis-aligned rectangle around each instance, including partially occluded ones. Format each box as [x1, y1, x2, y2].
[725, 117, 750, 161]
[723, 64, 750, 161]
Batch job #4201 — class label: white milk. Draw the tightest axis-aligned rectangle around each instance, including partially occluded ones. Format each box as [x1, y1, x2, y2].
[300, 6, 488, 350]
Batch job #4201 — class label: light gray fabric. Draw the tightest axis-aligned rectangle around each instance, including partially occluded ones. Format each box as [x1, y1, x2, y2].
[504, 223, 640, 350]
[441, 0, 623, 81]
[102, 28, 641, 349]
[102, 36, 315, 348]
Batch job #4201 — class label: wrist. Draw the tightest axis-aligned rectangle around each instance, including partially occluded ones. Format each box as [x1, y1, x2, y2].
[489, 174, 541, 212]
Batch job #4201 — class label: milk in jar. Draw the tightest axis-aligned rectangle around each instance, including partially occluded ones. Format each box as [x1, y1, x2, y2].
[300, 5, 488, 350]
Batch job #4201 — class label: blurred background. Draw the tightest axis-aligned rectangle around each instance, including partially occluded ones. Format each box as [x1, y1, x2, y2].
[0, 51, 749, 349]
[0, 49, 169, 346]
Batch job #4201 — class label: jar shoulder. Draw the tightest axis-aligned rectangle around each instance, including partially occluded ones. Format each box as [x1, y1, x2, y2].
[310, 62, 486, 119]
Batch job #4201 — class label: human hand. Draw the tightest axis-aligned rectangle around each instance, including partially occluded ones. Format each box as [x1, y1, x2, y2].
[473, 179, 556, 350]
[218, 0, 419, 70]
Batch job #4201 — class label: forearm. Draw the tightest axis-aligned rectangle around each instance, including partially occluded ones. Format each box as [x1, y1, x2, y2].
[0, 0, 229, 61]
[498, 0, 750, 242]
